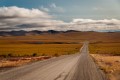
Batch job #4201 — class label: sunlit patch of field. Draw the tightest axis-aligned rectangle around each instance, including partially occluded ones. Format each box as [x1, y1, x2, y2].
[91, 54, 120, 80]
[0, 37, 82, 71]
[89, 42, 120, 80]
[0, 43, 82, 57]
[0, 37, 82, 70]
[89, 42, 120, 56]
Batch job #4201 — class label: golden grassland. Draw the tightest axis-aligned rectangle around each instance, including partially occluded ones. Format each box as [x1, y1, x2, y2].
[89, 42, 120, 55]
[0, 34, 86, 57]
[0, 40, 82, 69]
[90, 42, 120, 80]
[0, 32, 120, 73]
[91, 54, 120, 80]
[0, 43, 82, 57]
[0, 42, 81, 71]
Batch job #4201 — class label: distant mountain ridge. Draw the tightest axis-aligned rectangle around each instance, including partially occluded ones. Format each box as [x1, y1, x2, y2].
[0, 30, 79, 36]
[0, 30, 119, 36]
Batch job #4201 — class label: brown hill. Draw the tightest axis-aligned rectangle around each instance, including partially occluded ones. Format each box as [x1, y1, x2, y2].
[0, 31, 120, 43]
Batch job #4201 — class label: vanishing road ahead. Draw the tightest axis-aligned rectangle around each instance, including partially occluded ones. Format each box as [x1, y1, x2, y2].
[0, 42, 107, 80]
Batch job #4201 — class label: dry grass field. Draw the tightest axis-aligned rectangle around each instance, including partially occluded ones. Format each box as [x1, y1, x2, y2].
[0, 32, 119, 57]
[0, 32, 120, 57]
[0, 32, 120, 73]
[0, 43, 82, 57]
[91, 54, 120, 80]
[89, 42, 120, 80]
[0, 37, 82, 70]
[89, 42, 120, 56]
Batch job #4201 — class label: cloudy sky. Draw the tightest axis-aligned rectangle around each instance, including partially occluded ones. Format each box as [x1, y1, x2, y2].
[0, 0, 120, 31]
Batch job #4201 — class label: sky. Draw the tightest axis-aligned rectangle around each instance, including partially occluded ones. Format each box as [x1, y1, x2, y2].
[0, 0, 120, 31]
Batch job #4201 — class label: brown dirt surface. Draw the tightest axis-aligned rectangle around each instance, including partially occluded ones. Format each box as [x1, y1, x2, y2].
[0, 32, 120, 43]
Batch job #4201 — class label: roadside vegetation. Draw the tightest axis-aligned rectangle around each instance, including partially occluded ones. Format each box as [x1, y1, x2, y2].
[0, 43, 81, 57]
[0, 39, 81, 71]
[89, 42, 120, 80]
[89, 42, 120, 56]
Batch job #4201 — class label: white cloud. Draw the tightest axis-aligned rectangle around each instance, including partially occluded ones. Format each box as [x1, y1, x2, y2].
[0, 6, 51, 18]
[50, 3, 57, 8]
[49, 3, 65, 13]
[69, 19, 120, 31]
[40, 6, 49, 12]
[0, 6, 119, 32]
[0, 6, 66, 31]
[40, 3, 65, 14]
